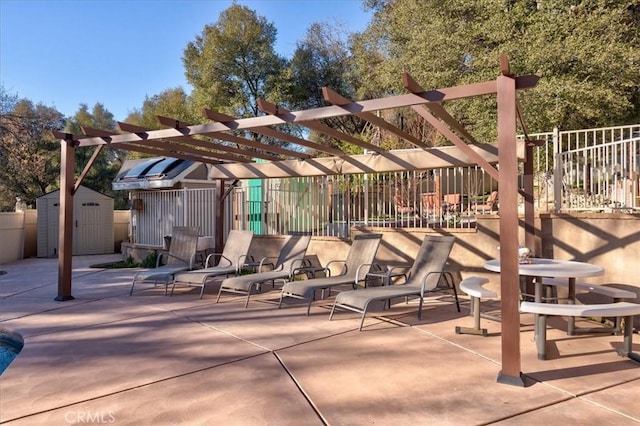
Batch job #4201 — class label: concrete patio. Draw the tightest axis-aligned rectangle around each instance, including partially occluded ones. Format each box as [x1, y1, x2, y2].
[1, 254, 639, 425]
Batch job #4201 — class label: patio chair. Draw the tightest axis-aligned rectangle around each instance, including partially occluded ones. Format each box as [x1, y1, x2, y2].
[170, 230, 254, 298]
[278, 233, 383, 315]
[393, 193, 417, 215]
[471, 191, 498, 214]
[129, 226, 200, 296]
[216, 235, 311, 308]
[442, 193, 461, 214]
[329, 235, 460, 330]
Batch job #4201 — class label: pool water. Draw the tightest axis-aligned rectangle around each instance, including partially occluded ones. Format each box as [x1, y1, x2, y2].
[0, 328, 23, 375]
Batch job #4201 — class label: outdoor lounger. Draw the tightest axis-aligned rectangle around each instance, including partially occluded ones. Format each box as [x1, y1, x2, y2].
[329, 235, 460, 330]
[129, 226, 200, 296]
[278, 233, 383, 315]
[170, 230, 254, 298]
[217, 235, 311, 308]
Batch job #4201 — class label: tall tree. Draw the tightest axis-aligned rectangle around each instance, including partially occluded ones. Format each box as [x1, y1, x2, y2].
[125, 87, 195, 130]
[0, 87, 65, 210]
[357, 0, 640, 142]
[287, 21, 368, 153]
[183, 4, 288, 146]
[65, 103, 128, 208]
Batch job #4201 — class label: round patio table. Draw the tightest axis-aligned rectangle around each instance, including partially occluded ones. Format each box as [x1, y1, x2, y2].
[484, 258, 604, 334]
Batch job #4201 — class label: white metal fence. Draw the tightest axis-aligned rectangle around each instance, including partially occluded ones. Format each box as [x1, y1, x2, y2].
[132, 188, 217, 245]
[128, 124, 639, 240]
[554, 125, 640, 211]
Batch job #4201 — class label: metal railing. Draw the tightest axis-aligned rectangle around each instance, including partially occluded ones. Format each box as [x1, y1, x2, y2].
[127, 124, 639, 240]
[131, 188, 217, 245]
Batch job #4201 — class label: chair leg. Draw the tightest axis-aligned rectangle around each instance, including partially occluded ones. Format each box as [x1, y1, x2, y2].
[329, 302, 337, 321]
[199, 283, 205, 299]
[216, 285, 224, 303]
[129, 279, 136, 295]
[244, 285, 253, 308]
[278, 291, 285, 309]
[306, 298, 313, 316]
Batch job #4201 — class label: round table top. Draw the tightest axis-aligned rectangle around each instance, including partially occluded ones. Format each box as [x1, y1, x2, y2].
[484, 258, 604, 278]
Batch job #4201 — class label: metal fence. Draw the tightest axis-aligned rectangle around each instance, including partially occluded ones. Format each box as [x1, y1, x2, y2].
[129, 124, 639, 240]
[131, 187, 217, 245]
[554, 125, 640, 211]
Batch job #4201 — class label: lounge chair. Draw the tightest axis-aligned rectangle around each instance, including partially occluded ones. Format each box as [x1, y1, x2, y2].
[278, 233, 383, 315]
[170, 230, 254, 298]
[471, 191, 498, 214]
[217, 235, 311, 308]
[329, 235, 460, 330]
[129, 226, 200, 296]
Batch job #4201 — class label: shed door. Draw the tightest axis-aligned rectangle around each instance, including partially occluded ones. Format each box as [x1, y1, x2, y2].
[76, 201, 104, 254]
[46, 199, 104, 256]
[47, 199, 61, 257]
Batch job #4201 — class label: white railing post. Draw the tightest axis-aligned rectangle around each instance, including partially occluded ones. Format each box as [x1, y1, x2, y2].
[553, 127, 563, 212]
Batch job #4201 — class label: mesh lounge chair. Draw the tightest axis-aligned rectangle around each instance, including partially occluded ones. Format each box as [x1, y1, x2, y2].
[129, 226, 200, 296]
[170, 230, 254, 298]
[329, 235, 460, 330]
[217, 235, 311, 308]
[278, 233, 383, 315]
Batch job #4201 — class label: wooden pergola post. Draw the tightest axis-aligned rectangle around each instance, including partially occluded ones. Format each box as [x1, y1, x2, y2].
[56, 136, 76, 301]
[496, 71, 524, 386]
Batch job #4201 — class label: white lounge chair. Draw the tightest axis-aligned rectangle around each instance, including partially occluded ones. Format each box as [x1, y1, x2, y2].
[170, 230, 254, 298]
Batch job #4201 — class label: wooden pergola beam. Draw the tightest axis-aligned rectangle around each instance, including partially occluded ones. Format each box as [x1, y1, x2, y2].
[154, 116, 279, 161]
[322, 87, 428, 149]
[73, 75, 539, 149]
[207, 142, 518, 179]
[202, 109, 311, 159]
[82, 126, 252, 164]
[255, 100, 354, 156]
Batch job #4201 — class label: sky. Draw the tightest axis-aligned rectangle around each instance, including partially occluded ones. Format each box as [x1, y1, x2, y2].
[0, 0, 372, 122]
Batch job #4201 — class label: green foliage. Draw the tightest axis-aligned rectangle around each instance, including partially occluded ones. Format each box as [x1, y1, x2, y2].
[139, 251, 159, 268]
[357, 0, 640, 140]
[183, 4, 287, 120]
[65, 103, 129, 209]
[0, 86, 65, 210]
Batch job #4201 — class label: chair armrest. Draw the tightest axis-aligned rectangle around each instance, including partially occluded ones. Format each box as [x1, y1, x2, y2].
[236, 254, 254, 272]
[259, 256, 278, 271]
[419, 270, 454, 294]
[324, 259, 347, 277]
[355, 263, 377, 284]
[205, 252, 227, 268]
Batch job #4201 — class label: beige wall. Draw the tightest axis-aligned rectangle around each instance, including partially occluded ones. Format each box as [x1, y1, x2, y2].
[114, 210, 130, 253]
[0, 212, 26, 264]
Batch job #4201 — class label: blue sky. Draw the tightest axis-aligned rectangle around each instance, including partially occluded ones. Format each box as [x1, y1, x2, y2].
[0, 0, 372, 121]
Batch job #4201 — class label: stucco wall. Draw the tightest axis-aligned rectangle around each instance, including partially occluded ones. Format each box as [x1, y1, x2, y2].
[0, 212, 25, 264]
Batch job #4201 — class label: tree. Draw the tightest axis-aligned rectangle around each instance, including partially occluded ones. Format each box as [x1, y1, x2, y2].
[287, 21, 369, 153]
[65, 103, 128, 209]
[183, 4, 288, 146]
[357, 0, 640, 142]
[0, 87, 65, 210]
[125, 87, 195, 130]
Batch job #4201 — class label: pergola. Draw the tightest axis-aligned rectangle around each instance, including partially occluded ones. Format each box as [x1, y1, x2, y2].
[53, 55, 540, 386]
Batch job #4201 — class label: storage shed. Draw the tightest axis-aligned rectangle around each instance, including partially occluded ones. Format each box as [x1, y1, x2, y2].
[37, 186, 114, 257]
